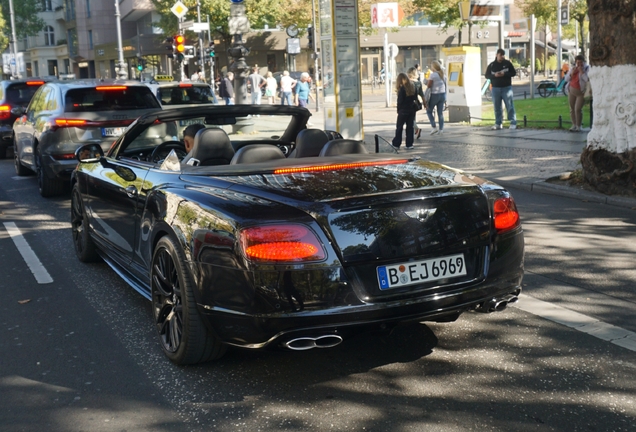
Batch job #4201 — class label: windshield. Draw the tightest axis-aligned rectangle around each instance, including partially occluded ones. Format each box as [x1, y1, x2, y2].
[158, 85, 215, 106]
[2, 83, 42, 105]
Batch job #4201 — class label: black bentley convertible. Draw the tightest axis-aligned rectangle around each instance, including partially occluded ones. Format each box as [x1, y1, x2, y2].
[71, 105, 524, 365]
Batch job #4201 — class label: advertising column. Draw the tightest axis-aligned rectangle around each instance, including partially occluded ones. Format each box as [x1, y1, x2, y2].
[319, 0, 363, 140]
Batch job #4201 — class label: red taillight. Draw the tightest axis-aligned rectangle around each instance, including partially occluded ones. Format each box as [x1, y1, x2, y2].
[179, 83, 192, 87]
[240, 224, 326, 262]
[95, 86, 127, 91]
[26, 81, 45, 85]
[51, 154, 77, 160]
[55, 119, 87, 127]
[0, 104, 10, 120]
[494, 197, 520, 232]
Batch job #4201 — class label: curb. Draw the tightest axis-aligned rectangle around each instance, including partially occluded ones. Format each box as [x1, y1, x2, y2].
[498, 179, 636, 210]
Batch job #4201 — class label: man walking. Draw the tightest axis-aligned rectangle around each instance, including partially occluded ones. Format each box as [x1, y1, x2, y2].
[248, 67, 265, 105]
[485, 48, 517, 130]
[279, 71, 297, 106]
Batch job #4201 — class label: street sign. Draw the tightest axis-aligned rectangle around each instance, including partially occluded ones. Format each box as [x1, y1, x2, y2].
[181, 20, 195, 29]
[171, 1, 188, 19]
[192, 23, 209, 32]
[560, 5, 569, 25]
[388, 43, 399, 58]
[10, 58, 16, 65]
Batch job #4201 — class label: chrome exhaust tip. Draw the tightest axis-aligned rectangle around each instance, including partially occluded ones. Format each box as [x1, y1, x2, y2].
[284, 335, 343, 351]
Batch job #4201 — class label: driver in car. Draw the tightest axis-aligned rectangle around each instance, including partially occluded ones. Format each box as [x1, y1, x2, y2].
[183, 123, 206, 155]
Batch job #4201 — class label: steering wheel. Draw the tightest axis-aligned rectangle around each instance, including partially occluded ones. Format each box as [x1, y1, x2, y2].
[150, 141, 187, 163]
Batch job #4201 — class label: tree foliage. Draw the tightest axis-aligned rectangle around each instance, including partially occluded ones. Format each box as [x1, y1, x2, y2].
[0, 0, 46, 50]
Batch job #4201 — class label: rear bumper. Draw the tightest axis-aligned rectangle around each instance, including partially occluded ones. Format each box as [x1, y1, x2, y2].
[41, 155, 76, 180]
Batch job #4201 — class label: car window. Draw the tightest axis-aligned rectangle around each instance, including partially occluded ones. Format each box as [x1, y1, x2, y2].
[158, 85, 214, 106]
[44, 86, 58, 111]
[28, 86, 48, 113]
[64, 86, 160, 112]
[5, 83, 43, 105]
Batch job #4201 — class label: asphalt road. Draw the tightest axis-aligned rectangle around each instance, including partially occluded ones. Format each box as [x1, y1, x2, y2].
[1, 157, 635, 432]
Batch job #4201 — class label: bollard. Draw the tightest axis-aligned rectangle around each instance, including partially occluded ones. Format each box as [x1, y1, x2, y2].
[523, 115, 527, 127]
[524, 91, 527, 99]
[558, 115, 562, 128]
[375, 134, 379, 153]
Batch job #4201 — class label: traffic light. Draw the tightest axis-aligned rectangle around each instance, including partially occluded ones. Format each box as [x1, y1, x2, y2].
[136, 58, 145, 71]
[205, 41, 215, 58]
[165, 37, 174, 59]
[307, 25, 314, 51]
[174, 35, 185, 61]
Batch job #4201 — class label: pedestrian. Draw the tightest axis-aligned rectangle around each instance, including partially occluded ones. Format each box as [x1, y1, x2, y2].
[563, 54, 590, 132]
[407, 67, 425, 139]
[294, 72, 314, 108]
[265, 71, 277, 104]
[485, 48, 517, 130]
[190, 68, 201, 82]
[279, 71, 297, 106]
[219, 72, 234, 105]
[425, 61, 447, 135]
[248, 67, 265, 105]
[414, 63, 423, 82]
[390, 72, 417, 152]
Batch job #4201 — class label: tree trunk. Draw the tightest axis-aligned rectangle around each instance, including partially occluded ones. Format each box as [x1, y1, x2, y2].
[581, 0, 636, 197]
[577, 17, 585, 55]
[468, 22, 473, 45]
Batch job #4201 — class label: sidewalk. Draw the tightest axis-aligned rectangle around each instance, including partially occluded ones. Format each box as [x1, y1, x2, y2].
[307, 103, 636, 210]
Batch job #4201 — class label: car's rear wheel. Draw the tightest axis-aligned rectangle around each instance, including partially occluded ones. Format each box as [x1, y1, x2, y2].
[71, 183, 100, 263]
[151, 235, 227, 365]
[14, 140, 31, 176]
[36, 146, 65, 197]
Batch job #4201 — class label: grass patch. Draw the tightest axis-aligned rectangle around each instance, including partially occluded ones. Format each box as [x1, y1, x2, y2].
[476, 96, 591, 129]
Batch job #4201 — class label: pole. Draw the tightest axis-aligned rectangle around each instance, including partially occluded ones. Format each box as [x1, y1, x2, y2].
[530, 15, 536, 99]
[8, 0, 20, 78]
[311, 0, 320, 112]
[384, 30, 389, 107]
[179, 18, 185, 82]
[114, 0, 127, 79]
[557, 0, 562, 84]
[197, 0, 204, 80]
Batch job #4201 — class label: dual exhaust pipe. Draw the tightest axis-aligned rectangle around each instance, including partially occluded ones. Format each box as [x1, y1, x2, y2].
[284, 334, 343, 351]
[477, 293, 519, 313]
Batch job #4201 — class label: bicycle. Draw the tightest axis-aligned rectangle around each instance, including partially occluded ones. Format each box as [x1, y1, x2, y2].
[516, 67, 529, 79]
[537, 79, 569, 98]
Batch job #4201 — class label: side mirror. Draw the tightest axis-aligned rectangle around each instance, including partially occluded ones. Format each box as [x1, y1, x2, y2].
[75, 144, 104, 163]
[11, 106, 25, 116]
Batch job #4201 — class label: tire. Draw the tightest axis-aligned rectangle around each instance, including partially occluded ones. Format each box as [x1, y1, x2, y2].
[71, 183, 100, 263]
[35, 147, 65, 197]
[151, 235, 227, 365]
[14, 140, 31, 176]
[538, 86, 550, 98]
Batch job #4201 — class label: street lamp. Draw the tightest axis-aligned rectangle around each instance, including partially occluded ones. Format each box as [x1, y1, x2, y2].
[114, 0, 128, 79]
[8, 0, 20, 78]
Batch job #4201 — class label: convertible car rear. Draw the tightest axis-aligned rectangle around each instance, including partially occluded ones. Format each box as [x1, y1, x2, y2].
[71, 105, 524, 365]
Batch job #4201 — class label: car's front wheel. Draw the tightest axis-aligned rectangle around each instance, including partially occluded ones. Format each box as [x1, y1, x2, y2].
[36, 146, 65, 197]
[71, 183, 100, 263]
[151, 235, 227, 365]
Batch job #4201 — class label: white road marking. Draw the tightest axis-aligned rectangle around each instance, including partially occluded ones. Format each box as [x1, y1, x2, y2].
[513, 294, 636, 352]
[3, 222, 53, 284]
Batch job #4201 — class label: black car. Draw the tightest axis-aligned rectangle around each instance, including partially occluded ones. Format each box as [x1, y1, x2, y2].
[0, 77, 55, 158]
[71, 105, 524, 365]
[13, 79, 162, 197]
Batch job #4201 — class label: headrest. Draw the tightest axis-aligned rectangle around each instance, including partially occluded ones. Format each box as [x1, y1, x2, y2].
[319, 139, 368, 157]
[189, 128, 235, 166]
[230, 144, 286, 165]
[292, 129, 330, 158]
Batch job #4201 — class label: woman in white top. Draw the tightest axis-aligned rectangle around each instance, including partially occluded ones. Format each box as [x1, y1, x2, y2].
[265, 71, 277, 104]
[425, 61, 446, 135]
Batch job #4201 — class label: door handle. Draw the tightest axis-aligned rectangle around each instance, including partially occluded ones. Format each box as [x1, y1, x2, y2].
[125, 186, 138, 198]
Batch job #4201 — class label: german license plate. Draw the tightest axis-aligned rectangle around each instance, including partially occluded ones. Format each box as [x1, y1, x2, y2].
[102, 127, 125, 137]
[377, 254, 467, 290]
[179, 118, 205, 126]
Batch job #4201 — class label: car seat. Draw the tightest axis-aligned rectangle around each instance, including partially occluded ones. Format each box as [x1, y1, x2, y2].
[289, 129, 330, 158]
[230, 144, 286, 165]
[185, 128, 235, 166]
[319, 139, 368, 157]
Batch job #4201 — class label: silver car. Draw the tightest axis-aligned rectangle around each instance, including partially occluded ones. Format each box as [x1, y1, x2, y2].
[13, 80, 162, 197]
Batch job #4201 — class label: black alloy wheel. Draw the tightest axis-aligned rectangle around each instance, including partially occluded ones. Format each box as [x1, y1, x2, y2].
[35, 146, 64, 197]
[71, 183, 100, 263]
[14, 139, 31, 176]
[151, 236, 226, 365]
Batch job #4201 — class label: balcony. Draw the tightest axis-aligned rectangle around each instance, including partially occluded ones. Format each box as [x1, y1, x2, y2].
[55, 6, 65, 21]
